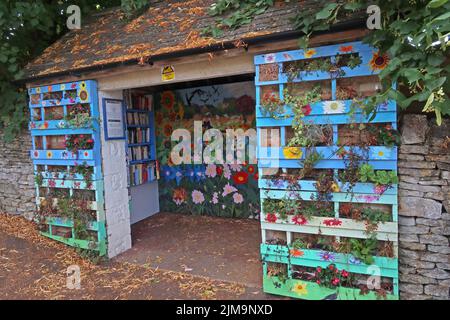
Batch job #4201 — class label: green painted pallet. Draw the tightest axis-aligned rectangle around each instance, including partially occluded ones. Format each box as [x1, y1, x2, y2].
[263, 275, 399, 300]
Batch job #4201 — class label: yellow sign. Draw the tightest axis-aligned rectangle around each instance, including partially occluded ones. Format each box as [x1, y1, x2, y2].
[161, 65, 175, 81]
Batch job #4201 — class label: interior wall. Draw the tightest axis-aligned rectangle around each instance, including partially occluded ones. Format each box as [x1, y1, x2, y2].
[97, 89, 132, 258]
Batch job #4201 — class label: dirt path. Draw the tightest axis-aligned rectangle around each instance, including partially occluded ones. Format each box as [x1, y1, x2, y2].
[0, 213, 271, 300]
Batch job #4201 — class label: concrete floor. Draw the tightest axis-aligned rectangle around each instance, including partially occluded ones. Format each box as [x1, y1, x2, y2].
[115, 212, 263, 288]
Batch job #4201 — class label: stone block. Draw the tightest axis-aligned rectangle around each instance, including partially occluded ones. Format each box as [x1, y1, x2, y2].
[419, 234, 449, 246]
[399, 283, 423, 295]
[424, 285, 450, 298]
[417, 268, 450, 280]
[401, 114, 428, 145]
[399, 197, 442, 219]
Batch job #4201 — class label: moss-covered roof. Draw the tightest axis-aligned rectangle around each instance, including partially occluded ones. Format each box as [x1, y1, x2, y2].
[23, 0, 361, 80]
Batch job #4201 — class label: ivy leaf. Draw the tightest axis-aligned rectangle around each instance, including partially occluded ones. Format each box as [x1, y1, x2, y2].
[402, 68, 422, 82]
[427, 0, 449, 8]
[315, 3, 338, 20]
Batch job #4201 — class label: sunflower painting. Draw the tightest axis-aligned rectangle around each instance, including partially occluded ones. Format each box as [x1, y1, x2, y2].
[369, 52, 389, 71]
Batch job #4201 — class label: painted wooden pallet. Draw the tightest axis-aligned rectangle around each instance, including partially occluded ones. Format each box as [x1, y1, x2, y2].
[262, 275, 399, 300]
[254, 41, 398, 299]
[28, 80, 107, 256]
[261, 244, 399, 279]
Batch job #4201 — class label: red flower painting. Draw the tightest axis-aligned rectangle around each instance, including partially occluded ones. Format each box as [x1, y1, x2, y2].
[232, 171, 248, 185]
[265, 213, 277, 223]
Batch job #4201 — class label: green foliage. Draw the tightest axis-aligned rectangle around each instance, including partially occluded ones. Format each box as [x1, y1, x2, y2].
[0, 0, 146, 141]
[202, 0, 277, 37]
[291, 0, 450, 123]
[57, 197, 95, 241]
[349, 237, 378, 265]
[358, 164, 398, 186]
[286, 86, 322, 147]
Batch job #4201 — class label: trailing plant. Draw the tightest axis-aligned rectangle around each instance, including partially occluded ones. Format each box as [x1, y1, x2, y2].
[286, 53, 363, 82]
[202, 0, 277, 37]
[286, 86, 322, 147]
[65, 135, 94, 153]
[291, 0, 450, 124]
[70, 161, 94, 189]
[34, 172, 43, 187]
[349, 237, 378, 265]
[312, 264, 353, 289]
[358, 164, 398, 186]
[366, 124, 401, 147]
[1, 1, 152, 142]
[260, 92, 287, 119]
[267, 263, 288, 284]
[61, 104, 95, 129]
[57, 197, 95, 240]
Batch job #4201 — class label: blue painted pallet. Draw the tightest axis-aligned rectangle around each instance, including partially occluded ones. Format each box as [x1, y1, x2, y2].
[254, 41, 398, 299]
[28, 80, 107, 256]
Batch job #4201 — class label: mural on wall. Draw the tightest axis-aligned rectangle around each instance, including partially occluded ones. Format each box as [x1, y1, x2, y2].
[155, 82, 260, 218]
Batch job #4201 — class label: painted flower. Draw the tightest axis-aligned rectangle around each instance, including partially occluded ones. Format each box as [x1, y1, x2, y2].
[339, 45, 354, 53]
[48, 179, 56, 188]
[161, 91, 175, 109]
[163, 124, 173, 137]
[292, 281, 308, 296]
[205, 164, 217, 178]
[163, 166, 176, 181]
[331, 278, 340, 286]
[341, 270, 349, 278]
[156, 112, 163, 123]
[173, 188, 187, 206]
[304, 49, 316, 58]
[330, 182, 340, 193]
[30, 122, 36, 129]
[292, 215, 308, 225]
[33, 150, 39, 158]
[233, 192, 244, 204]
[222, 183, 238, 197]
[349, 255, 362, 265]
[60, 84, 65, 90]
[230, 163, 242, 172]
[42, 121, 49, 129]
[290, 249, 304, 257]
[356, 195, 380, 203]
[302, 104, 312, 116]
[323, 218, 342, 227]
[319, 251, 336, 262]
[323, 101, 345, 114]
[265, 213, 277, 223]
[247, 165, 255, 174]
[191, 190, 205, 204]
[193, 165, 205, 182]
[264, 53, 276, 63]
[369, 52, 389, 71]
[46, 151, 53, 158]
[283, 147, 302, 159]
[232, 171, 249, 185]
[169, 111, 177, 122]
[374, 184, 388, 195]
[211, 192, 219, 205]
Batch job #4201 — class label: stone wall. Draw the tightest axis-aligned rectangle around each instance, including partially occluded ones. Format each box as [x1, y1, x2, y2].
[398, 114, 450, 300]
[0, 129, 36, 218]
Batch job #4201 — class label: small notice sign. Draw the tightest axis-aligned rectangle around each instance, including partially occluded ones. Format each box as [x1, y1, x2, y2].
[161, 65, 175, 81]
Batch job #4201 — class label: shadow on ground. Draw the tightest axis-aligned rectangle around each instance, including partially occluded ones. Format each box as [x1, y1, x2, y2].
[116, 212, 263, 287]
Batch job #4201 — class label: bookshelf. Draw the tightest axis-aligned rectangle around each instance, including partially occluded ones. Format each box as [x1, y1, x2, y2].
[124, 91, 158, 187]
